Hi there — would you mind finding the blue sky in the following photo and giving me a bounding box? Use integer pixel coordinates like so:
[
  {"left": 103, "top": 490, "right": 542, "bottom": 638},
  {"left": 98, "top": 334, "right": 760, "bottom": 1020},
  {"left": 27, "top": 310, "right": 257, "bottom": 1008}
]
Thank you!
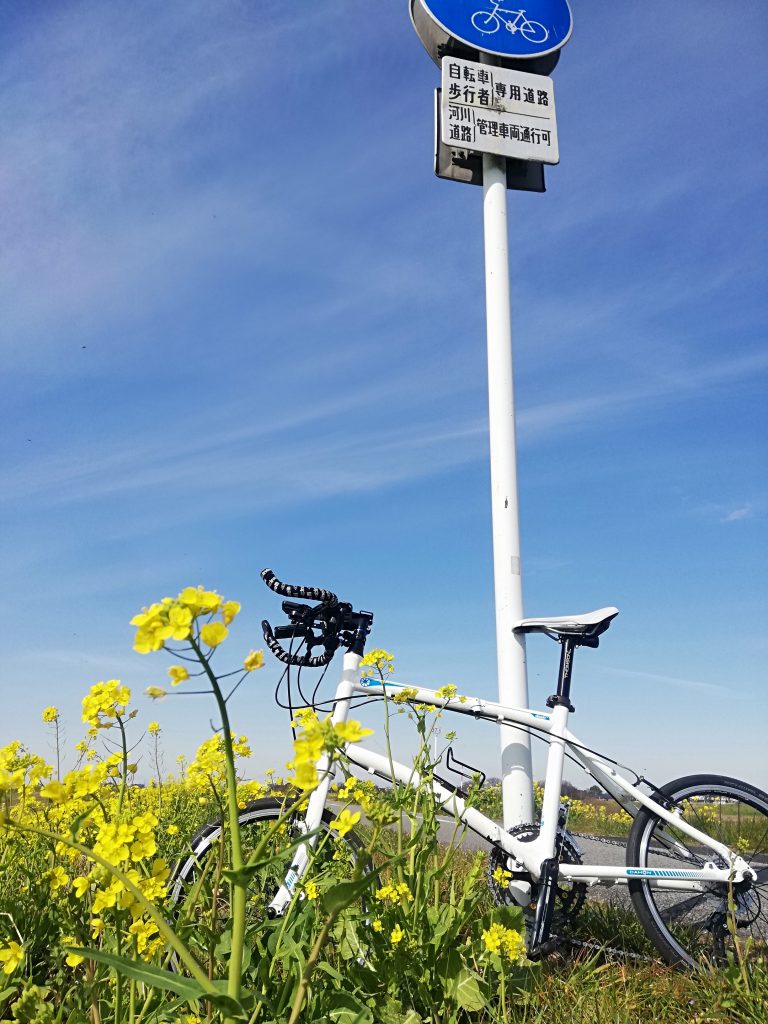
[{"left": 1, "top": 1, "right": 766, "bottom": 792}]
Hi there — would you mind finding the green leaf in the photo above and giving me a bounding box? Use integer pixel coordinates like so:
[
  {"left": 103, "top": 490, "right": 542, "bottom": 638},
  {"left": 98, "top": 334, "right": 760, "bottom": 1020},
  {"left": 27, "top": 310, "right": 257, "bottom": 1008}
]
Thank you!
[
  {"left": 338, "top": 918, "right": 366, "bottom": 961},
  {"left": 313, "top": 960, "right": 342, "bottom": 981},
  {"left": 454, "top": 968, "right": 486, "bottom": 1012},
  {"left": 325, "top": 992, "right": 373, "bottom": 1023},
  {"left": 478, "top": 904, "right": 524, "bottom": 934},
  {"left": 66, "top": 947, "right": 206, "bottom": 1000},
  {"left": 322, "top": 873, "right": 375, "bottom": 915},
  {"left": 378, "top": 996, "right": 406, "bottom": 1024},
  {"left": 440, "top": 949, "right": 486, "bottom": 1012},
  {"left": 208, "top": 981, "right": 255, "bottom": 1017},
  {"left": 68, "top": 803, "right": 96, "bottom": 841}
]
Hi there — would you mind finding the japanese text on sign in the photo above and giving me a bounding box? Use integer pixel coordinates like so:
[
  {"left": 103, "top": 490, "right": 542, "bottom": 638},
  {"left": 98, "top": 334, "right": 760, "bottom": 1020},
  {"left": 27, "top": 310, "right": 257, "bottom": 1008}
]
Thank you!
[{"left": 440, "top": 56, "right": 559, "bottom": 165}]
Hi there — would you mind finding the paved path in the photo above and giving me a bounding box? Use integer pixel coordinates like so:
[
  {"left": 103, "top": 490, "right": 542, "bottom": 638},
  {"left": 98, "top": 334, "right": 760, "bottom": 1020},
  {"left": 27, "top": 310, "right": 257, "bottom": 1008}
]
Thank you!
[{"left": 329, "top": 802, "right": 630, "bottom": 901}]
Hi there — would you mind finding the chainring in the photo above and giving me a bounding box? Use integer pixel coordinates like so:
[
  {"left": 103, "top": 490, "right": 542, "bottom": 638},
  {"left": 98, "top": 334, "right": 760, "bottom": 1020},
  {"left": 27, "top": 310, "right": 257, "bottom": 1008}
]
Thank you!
[{"left": 488, "top": 823, "right": 588, "bottom": 928}]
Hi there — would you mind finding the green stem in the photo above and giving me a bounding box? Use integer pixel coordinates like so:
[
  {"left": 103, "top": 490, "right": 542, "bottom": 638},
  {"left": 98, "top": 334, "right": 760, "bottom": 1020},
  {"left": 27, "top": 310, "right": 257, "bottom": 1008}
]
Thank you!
[
  {"left": 286, "top": 909, "right": 339, "bottom": 1024},
  {"left": 189, "top": 636, "right": 246, "bottom": 1006},
  {"left": 55, "top": 719, "right": 61, "bottom": 782},
  {"left": 116, "top": 715, "right": 129, "bottom": 815},
  {"left": 153, "top": 735, "right": 163, "bottom": 816},
  {"left": 115, "top": 925, "right": 123, "bottom": 1023}
]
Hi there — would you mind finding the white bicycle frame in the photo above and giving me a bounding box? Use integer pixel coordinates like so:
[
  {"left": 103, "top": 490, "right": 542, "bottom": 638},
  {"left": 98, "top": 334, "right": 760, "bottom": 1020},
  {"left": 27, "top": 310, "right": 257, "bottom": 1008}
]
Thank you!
[{"left": 268, "top": 650, "right": 752, "bottom": 916}]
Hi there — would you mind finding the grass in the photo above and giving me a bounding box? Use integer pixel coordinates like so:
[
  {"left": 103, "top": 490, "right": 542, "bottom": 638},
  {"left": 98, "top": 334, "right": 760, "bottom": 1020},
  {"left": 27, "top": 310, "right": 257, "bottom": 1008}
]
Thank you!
[{"left": 519, "top": 954, "right": 768, "bottom": 1024}]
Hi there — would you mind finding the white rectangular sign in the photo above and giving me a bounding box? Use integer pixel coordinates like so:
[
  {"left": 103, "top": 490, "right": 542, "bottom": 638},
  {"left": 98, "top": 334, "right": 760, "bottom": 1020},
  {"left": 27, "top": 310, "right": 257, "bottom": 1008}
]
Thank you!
[{"left": 441, "top": 57, "right": 559, "bottom": 165}]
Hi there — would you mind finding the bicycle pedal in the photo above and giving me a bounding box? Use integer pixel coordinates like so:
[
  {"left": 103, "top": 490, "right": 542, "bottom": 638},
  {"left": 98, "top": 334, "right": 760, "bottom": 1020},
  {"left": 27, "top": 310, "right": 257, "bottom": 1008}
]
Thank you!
[{"left": 527, "top": 937, "right": 559, "bottom": 961}]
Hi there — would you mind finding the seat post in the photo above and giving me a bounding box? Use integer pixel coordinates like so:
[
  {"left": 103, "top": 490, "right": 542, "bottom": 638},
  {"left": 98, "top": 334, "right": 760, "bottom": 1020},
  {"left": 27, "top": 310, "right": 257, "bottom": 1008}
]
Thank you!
[{"left": 547, "top": 637, "right": 576, "bottom": 712}]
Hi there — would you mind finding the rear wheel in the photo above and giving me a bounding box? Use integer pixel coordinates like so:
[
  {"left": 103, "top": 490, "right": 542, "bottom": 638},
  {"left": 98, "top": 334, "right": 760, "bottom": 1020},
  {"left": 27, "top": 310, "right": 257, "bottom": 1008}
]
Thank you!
[{"left": 627, "top": 775, "right": 768, "bottom": 969}]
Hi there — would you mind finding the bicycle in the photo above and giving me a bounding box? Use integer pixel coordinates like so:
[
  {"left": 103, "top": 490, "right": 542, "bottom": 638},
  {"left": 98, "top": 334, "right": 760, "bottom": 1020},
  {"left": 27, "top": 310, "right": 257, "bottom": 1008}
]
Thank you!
[
  {"left": 471, "top": 4, "right": 549, "bottom": 44},
  {"left": 172, "top": 569, "right": 768, "bottom": 969}
]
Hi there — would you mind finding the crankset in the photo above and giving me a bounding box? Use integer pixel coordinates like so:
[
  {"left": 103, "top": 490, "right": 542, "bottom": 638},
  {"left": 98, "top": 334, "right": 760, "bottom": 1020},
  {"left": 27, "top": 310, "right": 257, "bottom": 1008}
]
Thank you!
[{"left": 488, "top": 823, "right": 588, "bottom": 930}]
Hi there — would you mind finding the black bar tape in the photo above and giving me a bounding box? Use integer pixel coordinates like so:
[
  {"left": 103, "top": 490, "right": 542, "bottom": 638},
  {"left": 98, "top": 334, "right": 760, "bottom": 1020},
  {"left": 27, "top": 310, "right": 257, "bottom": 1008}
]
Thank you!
[
  {"left": 260, "top": 568, "right": 337, "bottom": 605},
  {"left": 261, "top": 619, "right": 333, "bottom": 668}
]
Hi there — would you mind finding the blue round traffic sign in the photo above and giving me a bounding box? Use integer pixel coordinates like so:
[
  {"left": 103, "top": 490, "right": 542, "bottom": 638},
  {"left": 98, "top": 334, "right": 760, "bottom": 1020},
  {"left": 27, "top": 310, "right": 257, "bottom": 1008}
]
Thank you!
[{"left": 419, "top": 0, "right": 572, "bottom": 59}]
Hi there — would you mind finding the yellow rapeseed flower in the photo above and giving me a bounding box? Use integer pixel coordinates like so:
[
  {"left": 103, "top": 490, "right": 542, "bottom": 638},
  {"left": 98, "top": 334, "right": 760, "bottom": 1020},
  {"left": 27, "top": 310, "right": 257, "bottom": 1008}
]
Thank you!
[
  {"left": 178, "top": 587, "right": 222, "bottom": 614},
  {"left": 435, "top": 684, "right": 457, "bottom": 699},
  {"left": 390, "top": 924, "right": 405, "bottom": 946},
  {"left": 482, "top": 923, "right": 527, "bottom": 963},
  {"left": 48, "top": 866, "right": 69, "bottom": 892},
  {"left": 40, "top": 779, "right": 69, "bottom": 804},
  {"left": 147, "top": 722, "right": 161, "bottom": 736},
  {"left": 72, "top": 876, "right": 91, "bottom": 898},
  {"left": 390, "top": 687, "right": 419, "bottom": 704},
  {"left": 82, "top": 680, "right": 131, "bottom": 727},
  {"left": 42, "top": 706, "right": 59, "bottom": 723},
  {"left": 482, "top": 923, "right": 504, "bottom": 954},
  {"left": 62, "top": 937, "right": 84, "bottom": 968},
  {"left": 334, "top": 721, "right": 373, "bottom": 744},
  {"left": 128, "top": 919, "right": 159, "bottom": 954},
  {"left": 222, "top": 601, "right": 241, "bottom": 625},
  {"left": 329, "top": 809, "right": 360, "bottom": 838},
  {"left": 501, "top": 927, "right": 527, "bottom": 963},
  {"left": 145, "top": 687, "right": 166, "bottom": 701},
  {"left": 200, "top": 622, "right": 228, "bottom": 648},
  {"left": 360, "top": 649, "right": 394, "bottom": 677},
  {"left": 0, "top": 941, "right": 23, "bottom": 974},
  {"left": 292, "top": 762, "right": 318, "bottom": 791},
  {"left": 243, "top": 650, "right": 264, "bottom": 672},
  {"left": 492, "top": 866, "right": 512, "bottom": 887},
  {"left": 130, "top": 832, "right": 157, "bottom": 862},
  {"left": 303, "top": 880, "right": 319, "bottom": 900}
]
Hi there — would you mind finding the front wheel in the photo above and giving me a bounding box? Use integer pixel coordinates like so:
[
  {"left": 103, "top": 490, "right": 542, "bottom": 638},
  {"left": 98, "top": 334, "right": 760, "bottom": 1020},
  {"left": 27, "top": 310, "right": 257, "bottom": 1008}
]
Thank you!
[
  {"left": 519, "top": 19, "right": 549, "bottom": 44},
  {"left": 627, "top": 775, "right": 768, "bottom": 969},
  {"left": 170, "top": 797, "right": 369, "bottom": 968}
]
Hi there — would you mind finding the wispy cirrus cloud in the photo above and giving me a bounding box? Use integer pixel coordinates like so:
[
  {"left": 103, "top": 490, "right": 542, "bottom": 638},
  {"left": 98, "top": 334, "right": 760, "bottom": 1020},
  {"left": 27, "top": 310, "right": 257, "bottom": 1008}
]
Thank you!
[
  {"left": 721, "top": 505, "right": 754, "bottom": 523},
  {"left": 3, "top": 347, "right": 765, "bottom": 522},
  {"left": 601, "top": 666, "right": 729, "bottom": 696}
]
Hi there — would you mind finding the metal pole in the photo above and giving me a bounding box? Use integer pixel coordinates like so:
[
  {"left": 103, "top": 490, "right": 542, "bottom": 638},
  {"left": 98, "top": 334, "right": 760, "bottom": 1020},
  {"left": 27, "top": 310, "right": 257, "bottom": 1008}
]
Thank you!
[{"left": 482, "top": 151, "right": 534, "bottom": 830}]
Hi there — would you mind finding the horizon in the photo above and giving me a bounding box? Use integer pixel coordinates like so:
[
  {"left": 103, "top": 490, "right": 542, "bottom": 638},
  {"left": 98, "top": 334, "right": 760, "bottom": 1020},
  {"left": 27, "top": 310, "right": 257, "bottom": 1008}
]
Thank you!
[{"left": 1, "top": 1, "right": 766, "bottom": 793}]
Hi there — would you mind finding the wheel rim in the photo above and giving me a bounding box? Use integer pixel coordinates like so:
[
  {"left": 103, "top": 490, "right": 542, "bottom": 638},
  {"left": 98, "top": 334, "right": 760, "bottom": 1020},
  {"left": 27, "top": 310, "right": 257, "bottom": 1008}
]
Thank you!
[{"left": 636, "top": 784, "right": 768, "bottom": 968}]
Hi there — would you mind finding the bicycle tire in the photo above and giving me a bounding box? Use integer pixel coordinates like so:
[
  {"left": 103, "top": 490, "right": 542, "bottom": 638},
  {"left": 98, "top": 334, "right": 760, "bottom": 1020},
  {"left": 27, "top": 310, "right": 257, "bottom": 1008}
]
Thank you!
[
  {"left": 627, "top": 774, "right": 768, "bottom": 969},
  {"left": 170, "top": 797, "right": 369, "bottom": 964},
  {"left": 471, "top": 11, "right": 500, "bottom": 35},
  {"left": 520, "top": 19, "right": 549, "bottom": 44}
]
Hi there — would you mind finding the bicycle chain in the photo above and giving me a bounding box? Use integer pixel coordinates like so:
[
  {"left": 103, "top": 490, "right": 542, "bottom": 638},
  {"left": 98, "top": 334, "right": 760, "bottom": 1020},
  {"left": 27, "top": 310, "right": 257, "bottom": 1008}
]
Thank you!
[
  {"left": 569, "top": 831, "right": 705, "bottom": 866},
  {"left": 550, "top": 933, "right": 660, "bottom": 964},
  {"left": 547, "top": 831, "right": 697, "bottom": 963}
]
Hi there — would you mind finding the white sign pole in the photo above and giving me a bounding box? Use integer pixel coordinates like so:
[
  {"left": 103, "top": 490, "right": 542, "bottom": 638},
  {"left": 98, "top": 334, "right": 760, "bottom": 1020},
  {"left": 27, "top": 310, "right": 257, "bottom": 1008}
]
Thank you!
[{"left": 481, "top": 150, "right": 534, "bottom": 831}]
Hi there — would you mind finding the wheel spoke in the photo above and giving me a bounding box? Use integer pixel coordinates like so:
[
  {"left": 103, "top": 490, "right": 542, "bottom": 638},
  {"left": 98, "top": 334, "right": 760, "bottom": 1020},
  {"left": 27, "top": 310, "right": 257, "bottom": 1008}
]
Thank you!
[{"left": 628, "top": 777, "right": 768, "bottom": 968}]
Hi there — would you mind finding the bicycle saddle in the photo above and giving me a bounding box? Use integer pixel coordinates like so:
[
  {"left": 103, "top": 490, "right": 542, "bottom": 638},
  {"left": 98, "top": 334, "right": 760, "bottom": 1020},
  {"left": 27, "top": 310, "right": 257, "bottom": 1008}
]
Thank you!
[{"left": 514, "top": 607, "right": 619, "bottom": 640}]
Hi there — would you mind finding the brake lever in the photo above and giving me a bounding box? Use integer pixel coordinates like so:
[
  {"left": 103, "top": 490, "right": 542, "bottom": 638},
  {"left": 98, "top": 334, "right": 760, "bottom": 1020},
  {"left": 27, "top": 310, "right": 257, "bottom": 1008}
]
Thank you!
[{"left": 261, "top": 619, "right": 334, "bottom": 667}]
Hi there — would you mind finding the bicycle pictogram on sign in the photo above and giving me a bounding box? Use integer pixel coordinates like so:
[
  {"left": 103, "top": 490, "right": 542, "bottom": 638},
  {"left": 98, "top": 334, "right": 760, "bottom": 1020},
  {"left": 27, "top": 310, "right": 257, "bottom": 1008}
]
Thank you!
[
  {"left": 471, "top": 3, "right": 548, "bottom": 43},
  {"left": 416, "top": 0, "right": 573, "bottom": 60}
]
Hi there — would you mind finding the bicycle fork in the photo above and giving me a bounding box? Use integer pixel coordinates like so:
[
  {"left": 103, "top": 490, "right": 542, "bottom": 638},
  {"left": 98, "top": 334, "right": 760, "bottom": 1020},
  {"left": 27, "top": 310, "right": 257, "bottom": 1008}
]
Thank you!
[{"left": 267, "top": 653, "right": 361, "bottom": 918}]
